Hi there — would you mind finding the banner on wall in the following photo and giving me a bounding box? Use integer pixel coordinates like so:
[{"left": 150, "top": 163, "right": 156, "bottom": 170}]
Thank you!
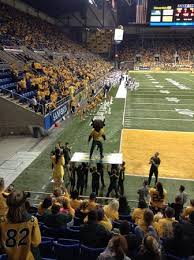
[{"left": 44, "top": 101, "right": 69, "bottom": 130}]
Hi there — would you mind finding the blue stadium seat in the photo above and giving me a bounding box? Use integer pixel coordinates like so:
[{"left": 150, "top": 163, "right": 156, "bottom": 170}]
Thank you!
[
  {"left": 80, "top": 244, "right": 105, "bottom": 260},
  {"left": 41, "top": 225, "right": 66, "bottom": 239},
  {"left": 74, "top": 217, "right": 81, "bottom": 226},
  {"left": 66, "top": 227, "right": 80, "bottom": 240},
  {"left": 39, "top": 238, "right": 55, "bottom": 259},
  {"left": 163, "top": 254, "right": 191, "bottom": 260},
  {"left": 53, "top": 241, "right": 80, "bottom": 260},
  {"left": 57, "top": 238, "right": 80, "bottom": 245}
]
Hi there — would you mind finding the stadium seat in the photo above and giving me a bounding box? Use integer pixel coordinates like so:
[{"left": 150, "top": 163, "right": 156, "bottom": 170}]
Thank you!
[
  {"left": 73, "top": 217, "right": 81, "bottom": 226},
  {"left": 66, "top": 227, "right": 80, "bottom": 240},
  {"left": 39, "top": 238, "right": 55, "bottom": 259},
  {"left": 41, "top": 225, "right": 66, "bottom": 239},
  {"left": 0, "top": 255, "right": 7, "bottom": 260},
  {"left": 163, "top": 254, "right": 191, "bottom": 260},
  {"left": 80, "top": 244, "right": 105, "bottom": 260},
  {"left": 53, "top": 241, "right": 80, "bottom": 260},
  {"left": 57, "top": 238, "right": 80, "bottom": 245}
]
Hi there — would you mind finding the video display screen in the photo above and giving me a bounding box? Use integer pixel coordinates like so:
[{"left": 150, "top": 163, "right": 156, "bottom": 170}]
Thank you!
[{"left": 149, "top": 3, "right": 194, "bottom": 26}]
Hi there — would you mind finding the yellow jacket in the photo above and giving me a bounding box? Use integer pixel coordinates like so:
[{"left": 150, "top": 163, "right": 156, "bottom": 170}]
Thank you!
[{"left": 51, "top": 155, "right": 65, "bottom": 181}]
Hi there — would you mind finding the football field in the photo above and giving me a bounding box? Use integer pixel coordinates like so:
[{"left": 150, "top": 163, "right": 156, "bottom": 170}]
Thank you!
[
  {"left": 13, "top": 72, "right": 194, "bottom": 205},
  {"left": 121, "top": 72, "right": 194, "bottom": 180}
]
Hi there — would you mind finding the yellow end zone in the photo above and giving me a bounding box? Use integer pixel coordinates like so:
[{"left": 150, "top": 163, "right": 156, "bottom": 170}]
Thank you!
[{"left": 121, "top": 129, "right": 194, "bottom": 180}]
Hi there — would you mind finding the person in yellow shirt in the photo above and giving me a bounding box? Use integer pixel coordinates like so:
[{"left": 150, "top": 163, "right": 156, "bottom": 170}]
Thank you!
[
  {"left": 51, "top": 148, "right": 65, "bottom": 189},
  {"left": 88, "top": 119, "right": 106, "bottom": 160},
  {"left": 0, "top": 178, "right": 9, "bottom": 217},
  {"left": 103, "top": 199, "right": 119, "bottom": 221},
  {"left": 182, "top": 199, "right": 194, "bottom": 219},
  {"left": 97, "top": 208, "right": 112, "bottom": 231},
  {"left": 70, "top": 190, "right": 82, "bottom": 210},
  {"left": 69, "top": 85, "right": 75, "bottom": 97},
  {"left": 132, "top": 200, "right": 147, "bottom": 225},
  {"left": 0, "top": 191, "right": 41, "bottom": 260},
  {"left": 149, "top": 182, "right": 167, "bottom": 213},
  {"left": 38, "top": 197, "right": 52, "bottom": 216},
  {"left": 154, "top": 207, "right": 177, "bottom": 239},
  {"left": 87, "top": 193, "right": 98, "bottom": 211}
]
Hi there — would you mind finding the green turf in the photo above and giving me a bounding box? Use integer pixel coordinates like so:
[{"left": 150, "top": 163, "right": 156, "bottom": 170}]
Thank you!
[{"left": 13, "top": 72, "right": 194, "bottom": 208}]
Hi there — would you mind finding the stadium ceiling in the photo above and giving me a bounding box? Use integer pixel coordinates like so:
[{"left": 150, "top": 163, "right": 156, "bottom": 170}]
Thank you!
[{"left": 21, "top": 0, "right": 87, "bottom": 18}]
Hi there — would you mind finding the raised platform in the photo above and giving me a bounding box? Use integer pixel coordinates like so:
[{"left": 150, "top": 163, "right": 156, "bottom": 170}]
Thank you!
[{"left": 71, "top": 152, "right": 123, "bottom": 164}]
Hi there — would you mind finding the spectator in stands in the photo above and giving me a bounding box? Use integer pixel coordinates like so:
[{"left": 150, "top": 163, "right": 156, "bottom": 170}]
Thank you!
[
  {"left": 181, "top": 211, "right": 194, "bottom": 254},
  {"left": 97, "top": 208, "right": 112, "bottom": 231},
  {"left": 70, "top": 190, "right": 82, "bottom": 210},
  {"left": 97, "top": 235, "right": 131, "bottom": 260},
  {"left": 51, "top": 148, "right": 65, "bottom": 189},
  {"left": 0, "top": 178, "right": 9, "bottom": 217},
  {"left": 132, "top": 200, "right": 147, "bottom": 225},
  {"left": 135, "top": 209, "right": 158, "bottom": 241},
  {"left": 104, "top": 199, "right": 119, "bottom": 221},
  {"left": 75, "top": 200, "right": 89, "bottom": 223},
  {"left": 0, "top": 191, "right": 41, "bottom": 260},
  {"left": 80, "top": 210, "right": 111, "bottom": 248},
  {"left": 149, "top": 182, "right": 167, "bottom": 213},
  {"left": 31, "top": 96, "right": 38, "bottom": 112},
  {"left": 177, "top": 185, "right": 188, "bottom": 206},
  {"left": 119, "top": 221, "right": 141, "bottom": 258},
  {"left": 163, "top": 223, "right": 192, "bottom": 258},
  {"left": 169, "top": 195, "right": 183, "bottom": 221},
  {"left": 38, "top": 197, "right": 52, "bottom": 216},
  {"left": 137, "top": 180, "right": 149, "bottom": 202},
  {"left": 154, "top": 207, "right": 177, "bottom": 239},
  {"left": 88, "top": 192, "right": 98, "bottom": 211},
  {"left": 60, "top": 198, "right": 75, "bottom": 217},
  {"left": 118, "top": 196, "right": 131, "bottom": 216},
  {"left": 52, "top": 187, "right": 69, "bottom": 205},
  {"left": 44, "top": 204, "right": 72, "bottom": 228},
  {"left": 182, "top": 199, "right": 194, "bottom": 219},
  {"left": 136, "top": 235, "right": 161, "bottom": 260}
]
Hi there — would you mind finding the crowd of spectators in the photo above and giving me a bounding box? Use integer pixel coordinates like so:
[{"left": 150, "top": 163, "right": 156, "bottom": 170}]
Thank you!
[
  {"left": 119, "top": 37, "right": 194, "bottom": 70},
  {"left": 0, "top": 175, "right": 194, "bottom": 260},
  {"left": 0, "top": 2, "right": 112, "bottom": 113}
]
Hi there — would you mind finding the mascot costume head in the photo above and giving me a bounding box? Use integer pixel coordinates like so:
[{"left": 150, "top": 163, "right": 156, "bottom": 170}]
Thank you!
[{"left": 91, "top": 119, "right": 105, "bottom": 132}]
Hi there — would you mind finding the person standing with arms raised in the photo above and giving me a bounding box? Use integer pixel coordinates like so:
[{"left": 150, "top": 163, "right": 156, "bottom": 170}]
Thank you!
[{"left": 148, "top": 152, "right": 161, "bottom": 185}]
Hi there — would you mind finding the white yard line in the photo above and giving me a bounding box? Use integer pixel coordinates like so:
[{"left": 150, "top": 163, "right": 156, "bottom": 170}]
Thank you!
[
  {"left": 122, "top": 89, "right": 128, "bottom": 126},
  {"left": 126, "top": 109, "right": 175, "bottom": 112},
  {"left": 125, "top": 173, "right": 194, "bottom": 182},
  {"left": 130, "top": 102, "right": 194, "bottom": 105},
  {"left": 126, "top": 117, "right": 194, "bottom": 121}
]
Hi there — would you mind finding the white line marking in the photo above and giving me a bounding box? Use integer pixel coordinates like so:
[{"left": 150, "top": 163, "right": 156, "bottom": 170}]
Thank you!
[
  {"left": 126, "top": 109, "right": 175, "bottom": 112},
  {"left": 41, "top": 184, "right": 46, "bottom": 190},
  {"left": 126, "top": 117, "right": 194, "bottom": 121},
  {"left": 119, "top": 129, "right": 123, "bottom": 153},
  {"left": 130, "top": 103, "right": 194, "bottom": 105},
  {"left": 125, "top": 173, "right": 194, "bottom": 182},
  {"left": 122, "top": 89, "right": 127, "bottom": 126}
]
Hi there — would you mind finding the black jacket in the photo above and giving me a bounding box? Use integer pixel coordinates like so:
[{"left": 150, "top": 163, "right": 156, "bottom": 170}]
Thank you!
[{"left": 80, "top": 221, "right": 111, "bottom": 248}]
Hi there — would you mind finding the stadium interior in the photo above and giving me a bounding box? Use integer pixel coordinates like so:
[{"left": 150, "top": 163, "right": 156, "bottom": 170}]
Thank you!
[{"left": 0, "top": 0, "right": 194, "bottom": 259}]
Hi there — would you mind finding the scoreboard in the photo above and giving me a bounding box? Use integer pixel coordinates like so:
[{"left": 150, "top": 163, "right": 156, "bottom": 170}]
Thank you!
[{"left": 149, "top": 3, "right": 194, "bottom": 26}]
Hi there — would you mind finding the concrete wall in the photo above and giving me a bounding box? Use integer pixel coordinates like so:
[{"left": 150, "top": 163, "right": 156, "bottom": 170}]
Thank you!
[{"left": 0, "top": 96, "right": 44, "bottom": 136}]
